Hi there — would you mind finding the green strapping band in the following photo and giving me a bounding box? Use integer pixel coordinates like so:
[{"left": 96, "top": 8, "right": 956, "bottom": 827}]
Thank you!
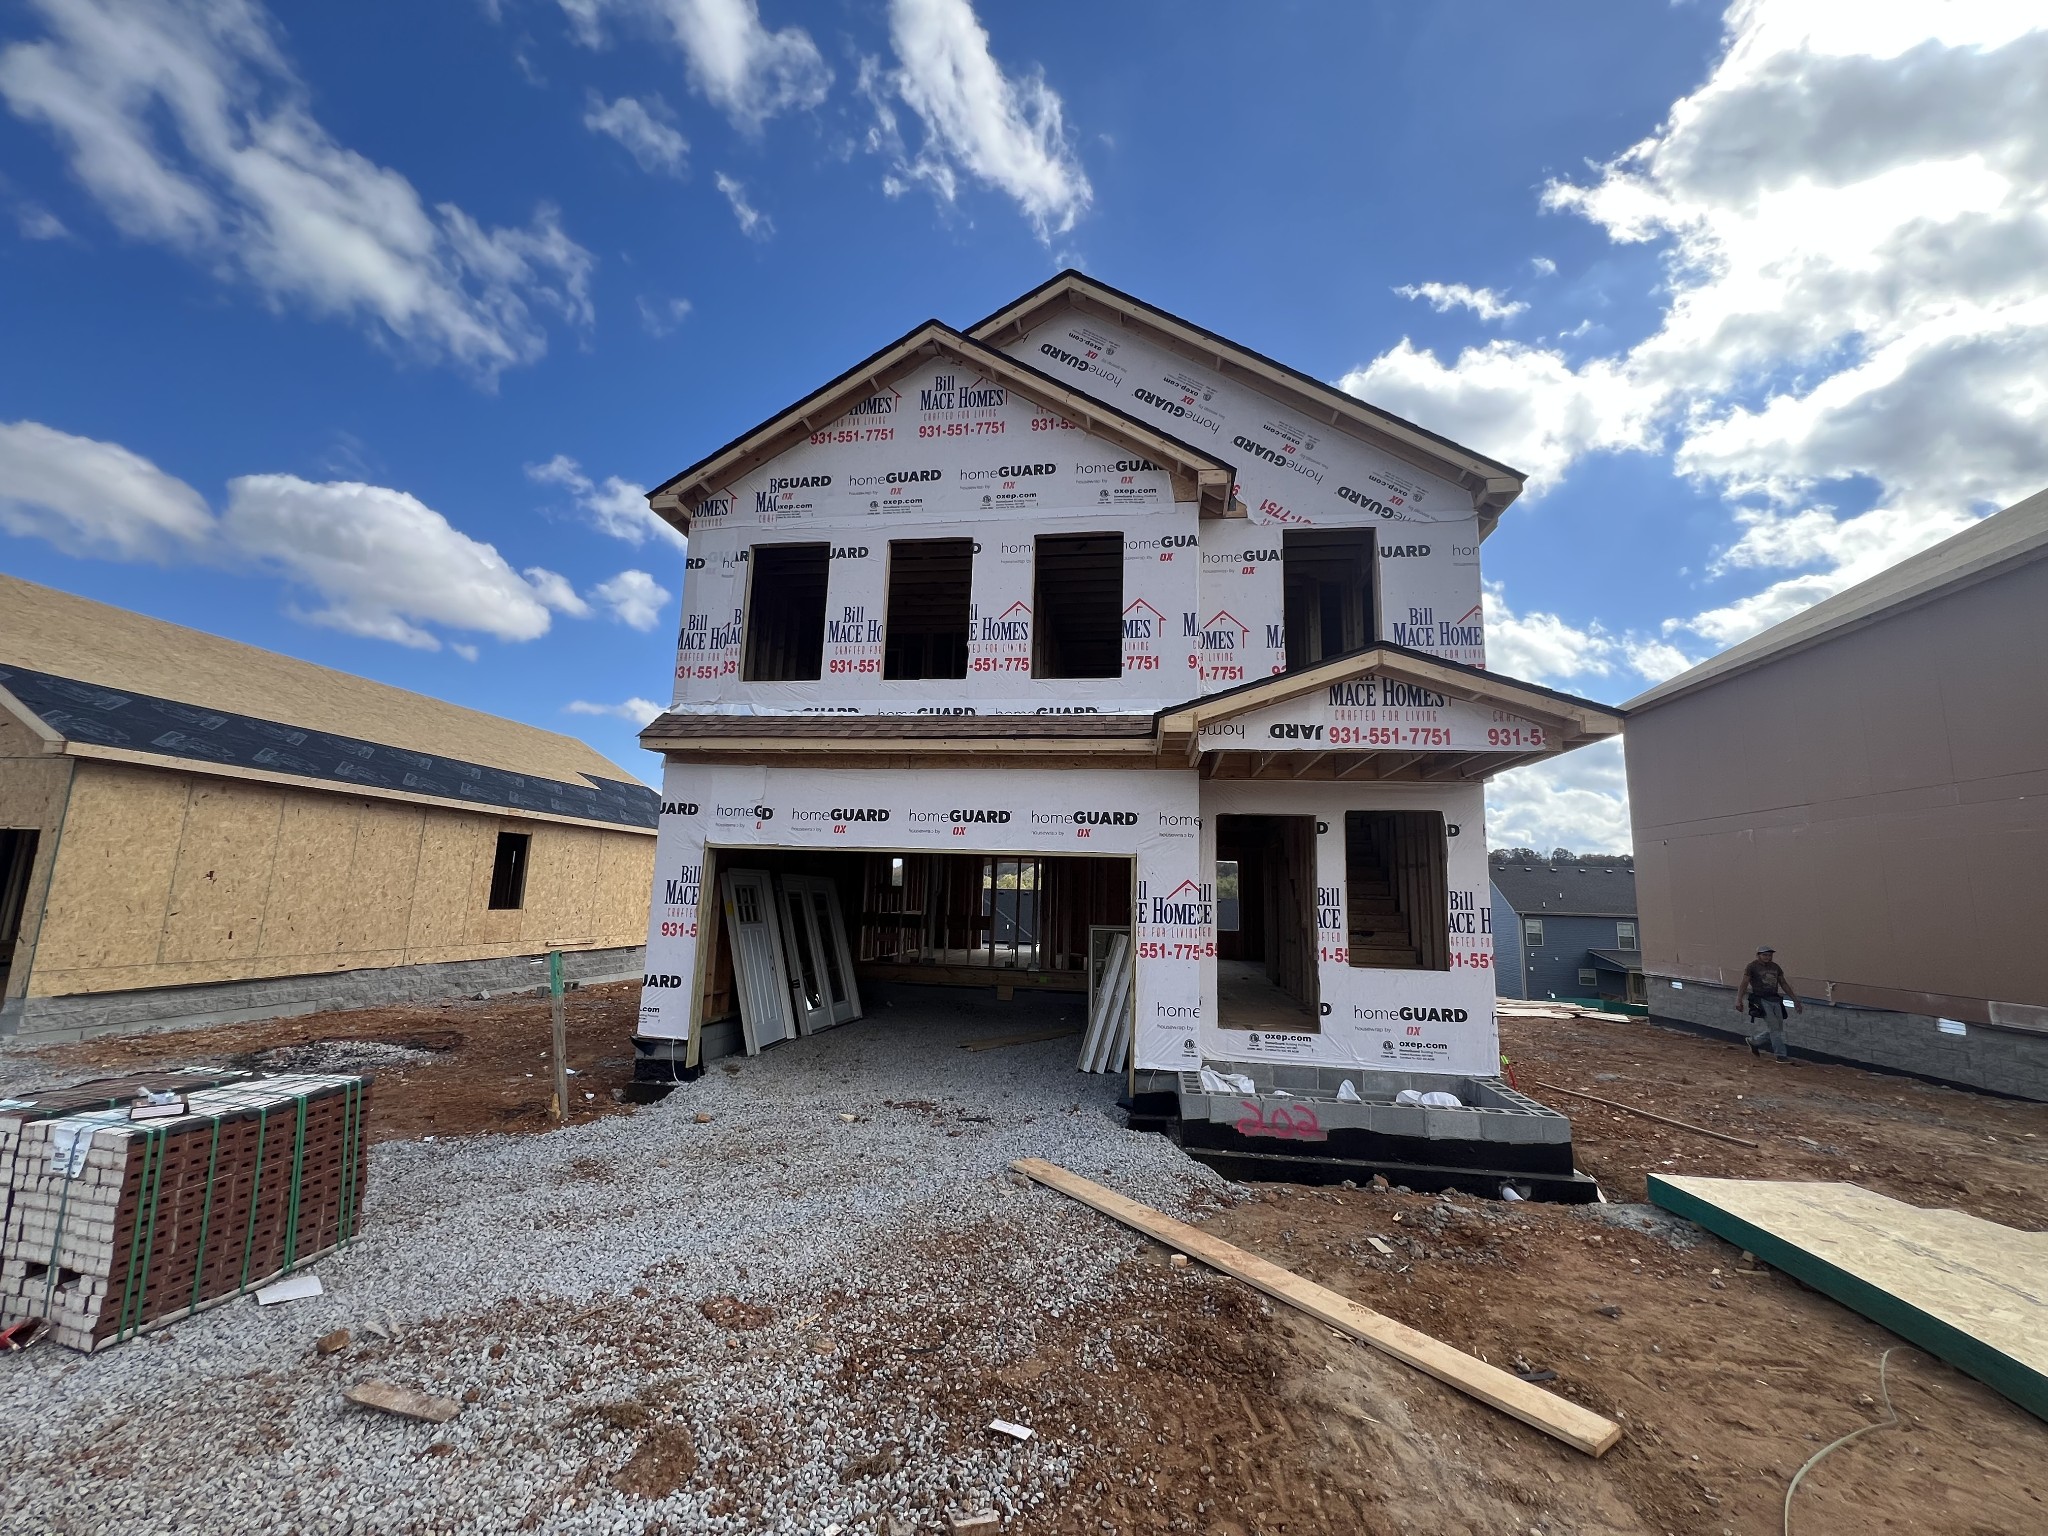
[
  {"left": 338, "top": 1080, "right": 361, "bottom": 1245},
  {"left": 238, "top": 1106, "right": 270, "bottom": 1294},
  {"left": 279, "top": 1094, "right": 309, "bottom": 1270},
  {"left": 186, "top": 1117, "right": 223, "bottom": 1317},
  {"left": 118, "top": 1125, "right": 168, "bottom": 1342}
]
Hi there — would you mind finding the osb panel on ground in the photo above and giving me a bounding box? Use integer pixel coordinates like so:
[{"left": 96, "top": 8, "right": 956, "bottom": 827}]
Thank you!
[{"left": 1649, "top": 1174, "right": 2048, "bottom": 1422}]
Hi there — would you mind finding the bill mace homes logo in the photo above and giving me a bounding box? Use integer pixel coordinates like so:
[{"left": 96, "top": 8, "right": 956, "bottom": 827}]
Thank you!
[
  {"left": 1327, "top": 680, "right": 1449, "bottom": 709},
  {"left": 919, "top": 373, "right": 1008, "bottom": 412},
  {"left": 1185, "top": 610, "right": 1251, "bottom": 652},
  {"left": 663, "top": 863, "right": 701, "bottom": 908},
  {"left": 1122, "top": 598, "right": 1165, "bottom": 642},
  {"left": 981, "top": 601, "right": 1031, "bottom": 643},
  {"left": 1146, "top": 878, "right": 1214, "bottom": 928}
]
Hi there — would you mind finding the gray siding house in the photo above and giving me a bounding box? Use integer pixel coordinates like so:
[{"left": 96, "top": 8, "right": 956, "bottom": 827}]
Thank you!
[{"left": 1489, "top": 853, "right": 1640, "bottom": 1003}]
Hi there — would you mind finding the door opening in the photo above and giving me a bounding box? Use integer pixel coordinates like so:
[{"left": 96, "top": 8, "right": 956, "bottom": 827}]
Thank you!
[
  {"left": 1215, "top": 814, "right": 1320, "bottom": 1033},
  {"left": 0, "top": 829, "right": 39, "bottom": 1001}
]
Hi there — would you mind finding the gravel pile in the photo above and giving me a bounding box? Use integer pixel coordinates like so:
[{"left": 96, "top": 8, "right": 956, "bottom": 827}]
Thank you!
[
  {"left": 249, "top": 1039, "right": 440, "bottom": 1075},
  {"left": 0, "top": 996, "right": 1237, "bottom": 1535}
]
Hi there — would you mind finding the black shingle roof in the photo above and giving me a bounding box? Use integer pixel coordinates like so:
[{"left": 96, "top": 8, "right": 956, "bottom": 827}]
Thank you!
[
  {"left": 1489, "top": 857, "right": 1637, "bottom": 918},
  {"left": 0, "top": 665, "right": 658, "bottom": 830}
]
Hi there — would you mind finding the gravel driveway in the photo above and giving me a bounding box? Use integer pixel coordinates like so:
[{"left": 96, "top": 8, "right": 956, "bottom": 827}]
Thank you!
[{"left": 0, "top": 996, "right": 1236, "bottom": 1536}]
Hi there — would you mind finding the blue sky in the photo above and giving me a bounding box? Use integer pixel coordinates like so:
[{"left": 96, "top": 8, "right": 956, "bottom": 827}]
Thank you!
[{"left": 5, "top": 1, "right": 2045, "bottom": 851}]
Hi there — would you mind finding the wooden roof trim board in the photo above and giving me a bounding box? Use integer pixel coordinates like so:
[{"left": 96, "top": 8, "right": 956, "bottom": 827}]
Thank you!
[
  {"left": 58, "top": 742, "right": 659, "bottom": 836},
  {"left": 968, "top": 271, "right": 1527, "bottom": 537},
  {"left": 1154, "top": 643, "right": 1624, "bottom": 751},
  {"left": 644, "top": 320, "right": 1241, "bottom": 534}
]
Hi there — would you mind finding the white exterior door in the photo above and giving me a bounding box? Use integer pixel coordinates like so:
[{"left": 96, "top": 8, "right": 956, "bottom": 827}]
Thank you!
[
  {"left": 789, "top": 874, "right": 862, "bottom": 1027},
  {"left": 721, "top": 869, "right": 796, "bottom": 1053}
]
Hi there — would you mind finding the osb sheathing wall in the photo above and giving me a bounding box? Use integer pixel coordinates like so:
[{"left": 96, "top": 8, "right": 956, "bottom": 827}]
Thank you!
[
  {"left": 0, "top": 708, "right": 73, "bottom": 1004},
  {"left": 27, "top": 759, "right": 654, "bottom": 999}
]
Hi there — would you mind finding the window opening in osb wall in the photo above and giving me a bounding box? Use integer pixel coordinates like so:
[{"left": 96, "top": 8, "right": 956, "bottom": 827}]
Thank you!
[
  {"left": 743, "top": 543, "right": 830, "bottom": 681},
  {"left": 1033, "top": 532, "right": 1123, "bottom": 679},
  {"left": 0, "top": 828, "right": 40, "bottom": 997},
  {"left": 488, "top": 830, "right": 531, "bottom": 910},
  {"left": 883, "top": 538, "right": 973, "bottom": 680},
  {"left": 1345, "top": 810, "right": 1447, "bottom": 970},
  {"left": 1283, "top": 527, "right": 1375, "bottom": 670}
]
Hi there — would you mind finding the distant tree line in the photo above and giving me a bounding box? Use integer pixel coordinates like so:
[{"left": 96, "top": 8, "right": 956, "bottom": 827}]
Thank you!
[{"left": 1489, "top": 847, "right": 1634, "bottom": 866}]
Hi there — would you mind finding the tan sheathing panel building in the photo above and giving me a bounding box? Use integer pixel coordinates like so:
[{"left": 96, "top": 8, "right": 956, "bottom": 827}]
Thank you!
[
  {"left": 1623, "top": 487, "right": 2048, "bottom": 1094},
  {"left": 0, "top": 573, "right": 626, "bottom": 786},
  {"left": 0, "top": 580, "right": 656, "bottom": 1039}
]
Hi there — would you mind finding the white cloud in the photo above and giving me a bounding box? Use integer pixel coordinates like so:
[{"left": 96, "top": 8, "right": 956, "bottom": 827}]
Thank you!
[
  {"left": 637, "top": 294, "right": 693, "bottom": 336},
  {"left": 566, "top": 696, "right": 666, "bottom": 725},
  {"left": 15, "top": 202, "right": 68, "bottom": 239},
  {"left": 527, "top": 454, "right": 684, "bottom": 550},
  {"left": 1486, "top": 738, "right": 1632, "bottom": 855},
  {"left": 221, "top": 476, "right": 558, "bottom": 648},
  {"left": 714, "top": 172, "right": 772, "bottom": 238},
  {"left": 864, "top": 0, "right": 1091, "bottom": 240},
  {"left": 0, "top": 419, "right": 214, "bottom": 560},
  {"left": 1, "top": 418, "right": 581, "bottom": 651},
  {"left": 1346, "top": 3, "right": 2048, "bottom": 664},
  {"left": 0, "top": 0, "right": 593, "bottom": 381},
  {"left": 1481, "top": 581, "right": 1614, "bottom": 682},
  {"left": 562, "top": 0, "right": 829, "bottom": 129},
  {"left": 522, "top": 566, "right": 591, "bottom": 618},
  {"left": 1338, "top": 340, "right": 1650, "bottom": 495},
  {"left": 1394, "top": 282, "right": 1527, "bottom": 322},
  {"left": 583, "top": 92, "right": 687, "bottom": 175},
  {"left": 1529, "top": 256, "right": 1557, "bottom": 277},
  {"left": 592, "top": 568, "right": 671, "bottom": 630}
]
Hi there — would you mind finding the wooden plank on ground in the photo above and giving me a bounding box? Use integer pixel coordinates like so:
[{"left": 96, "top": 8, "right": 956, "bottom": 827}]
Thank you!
[
  {"left": 1011, "top": 1158, "right": 1622, "bottom": 1457},
  {"left": 959, "top": 1028, "right": 1082, "bottom": 1053},
  {"left": 343, "top": 1381, "right": 463, "bottom": 1424},
  {"left": 1531, "top": 1079, "right": 1759, "bottom": 1149},
  {"left": 1649, "top": 1175, "right": 2048, "bottom": 1424}
]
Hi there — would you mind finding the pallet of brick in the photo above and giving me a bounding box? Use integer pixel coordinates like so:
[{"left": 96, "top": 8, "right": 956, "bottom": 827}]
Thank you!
[
  {"left": 0, "top": 1073, "right": 371, "bottom": 1351},
  {"left": 0, "top": 1070, "right": 252, "bottom": 1238}
]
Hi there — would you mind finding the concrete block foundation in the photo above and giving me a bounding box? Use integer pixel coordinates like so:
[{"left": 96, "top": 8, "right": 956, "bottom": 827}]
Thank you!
[
  {"left": 1648, "top": 974, "right": 2048, "bottom": 1102},
  {"left": 1, "top": 946, "right": 646, "bottom": 1044}
]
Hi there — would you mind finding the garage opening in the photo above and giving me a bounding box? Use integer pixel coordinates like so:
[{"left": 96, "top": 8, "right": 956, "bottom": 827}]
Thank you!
[
  {"left": 1033, "top": 532, "right": 1123, "bottom": 678},
  {"left": 1215, "top": 814, "right": 1320, "bottom": 1032},
  {"left": 883, "top": 538, "right": 973, "bottom": 680},
  {"left": 694, "top": 849, "right": 1132, "bottom": 1059},
  {"left": 744, "top": 542, "right": 830, "bottom": 681},
  {"left": 1345, "top": 810, "right": 1448, "bottom": 970},
  {"left": 1283, "top": 527, "right": 1374, "bottom": 670}
]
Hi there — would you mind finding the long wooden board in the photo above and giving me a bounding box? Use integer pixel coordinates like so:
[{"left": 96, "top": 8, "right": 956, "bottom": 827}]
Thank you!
[
  {"left": 1011, "top": 1158, "right": 1622, "bottom": 1456},
  {"left": 1649, "top": 1175, "right": 2048, "bottom": 1424}
]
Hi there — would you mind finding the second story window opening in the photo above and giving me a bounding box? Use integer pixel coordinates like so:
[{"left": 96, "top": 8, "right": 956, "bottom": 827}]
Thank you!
[
  {"left": 743, "top": 543, "right": 830, "bottom": 682},
  {"left": 883, "top": 538, "right": 973, "bottom": 681},
  {"left": 1283, "top": 527, "right": 1375, "bottom": 671},
  {"left": 1033, "top": 532, "right": 1123, "bottom": 680}
]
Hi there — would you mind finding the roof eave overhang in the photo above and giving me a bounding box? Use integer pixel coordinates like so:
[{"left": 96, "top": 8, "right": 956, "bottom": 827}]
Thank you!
[
  {"left": 968, "top": 272, "right": 1527, "bottom": 539},
  {"left": 645, "top": 321, "right": 1241, "bottom": 537}
]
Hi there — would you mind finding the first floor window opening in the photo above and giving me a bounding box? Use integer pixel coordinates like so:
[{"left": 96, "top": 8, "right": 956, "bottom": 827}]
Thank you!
[
  {"left": 488, "top": 830, "right": 530, "bottom": 910},
  {"left": 743, "top": 542, "right": 830, "bottom": 681},
  {"left": 0, "top": 828, "right": 40, "bottom": 998},
  {"left": 1033, "top": 532, "right": 1123, "bottom": 678},
  {"left": 883, "top": 538, "right": 973, "bottom": 680},
  {"left": 1345, "top": 810, "right": 1448, "bottom": 970},
  {"left": 1215, "top": 814, "right": 1321, "bottom": 1032},
  {"left": 1283, "top": 527, "right": 1375, "bottom": 670}
]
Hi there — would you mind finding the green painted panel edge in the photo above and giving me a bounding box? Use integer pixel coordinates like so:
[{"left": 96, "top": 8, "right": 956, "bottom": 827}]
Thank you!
[{"left": 1646, "top": 1175, "right": 2047, "bottom": 1425}]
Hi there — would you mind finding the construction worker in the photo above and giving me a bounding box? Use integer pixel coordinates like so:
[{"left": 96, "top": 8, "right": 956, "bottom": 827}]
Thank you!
[{"left": 1738, "top": 945, "right": 1797, "bottom": 1061}]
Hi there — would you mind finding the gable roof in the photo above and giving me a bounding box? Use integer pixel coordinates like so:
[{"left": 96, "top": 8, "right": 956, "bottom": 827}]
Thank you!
[
  {"left": 1625, "top": 485, "right": 2048, "bottom": 714},
  {"left": 645, "top": 319, "right": 1240, "bottom": 533},
  {"left": 0, "top": 576, "right": 657, "bottom": 832},
  {"left": 1490, "top": 860, "right": 1638, "bottom": 918},
  {"left": 1154, "top": 641, "right": 1624, "bottom": 759},
  {"left": 968, "top": 270, "right": 1527, "bottom": 535}
]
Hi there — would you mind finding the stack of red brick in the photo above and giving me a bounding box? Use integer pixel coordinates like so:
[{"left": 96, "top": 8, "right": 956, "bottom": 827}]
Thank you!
[{"left": 0, "top": 1071, "right": 370, "bottom": 1350}]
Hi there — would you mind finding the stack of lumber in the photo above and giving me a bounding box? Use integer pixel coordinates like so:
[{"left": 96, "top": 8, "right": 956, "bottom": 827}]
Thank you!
[
  {"left": 1078, "top": 932, "right": 1133, "bottom": 1074},
  {"left": 1496, "top": 1002, "right": 1637, "bottom": 1024},
  {"left": 0, "top": 1072, "right": 370, "bottom": 1351}
]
